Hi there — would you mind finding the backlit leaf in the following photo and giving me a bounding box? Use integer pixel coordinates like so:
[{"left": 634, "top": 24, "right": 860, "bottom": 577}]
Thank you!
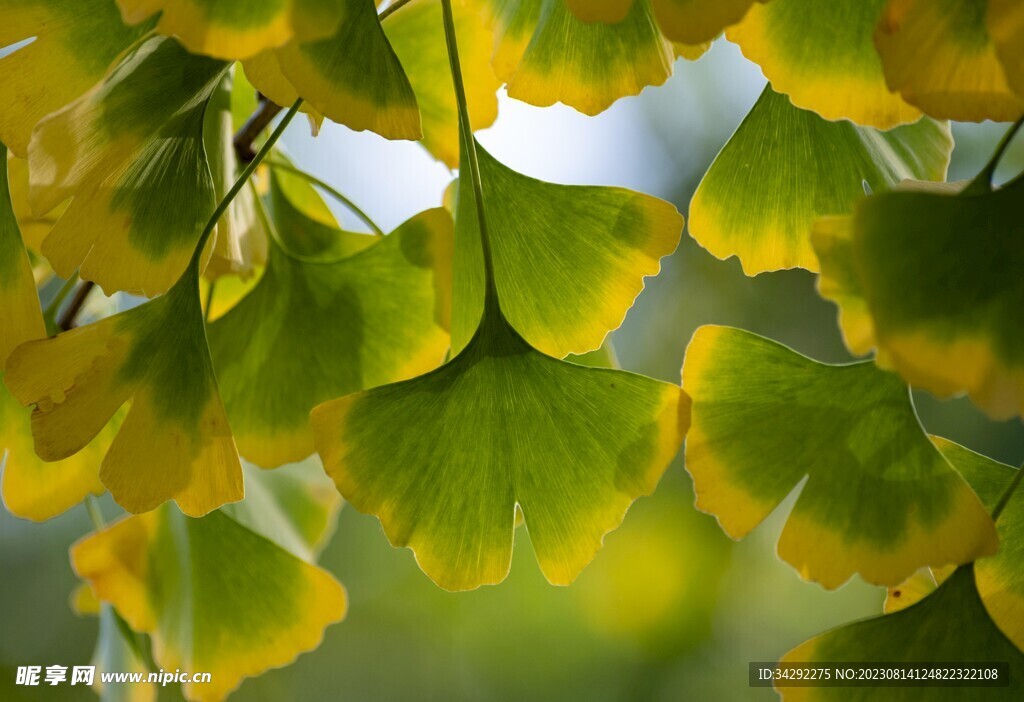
[
  {"left": 29, "top": 37, "right": 229, "bottom": 296},
  {"left": 384, "top": 0, "right": 501, "bottom": 167},
  {"left": 812, "top": 177, "right": 1024, "bottom": 419},
  {"left": 874, "top": 0, "right": 1024, "bottom": 122},
  {"left": 72, "top": 501, "right": 346, "bottom": 702},
  {"left": 486, "top": 0, "right": 675, "bottom": 115},
  {"left": 4, "top": 263, "right": 243, "bottom": 518},
  {"left": 682, "top": 325, "right": 997, "bottom": 588},
  {"left": 727, "top": 0, "right": 921, "bottom": 128},
  {"left": 564, "top": 0, "right": 633, "bottom": 24},
  {"left": 652, "top": 0, "right": 762, "bottom": 45},
  {"left": 988, "top": 0, "right": 1024, "bottom": 99},
  {"left": 0, "top": 0, "right": 153, "bottom": 156},
  {"left": 689, "top": 86, "right": 951, "bottom": 275},
  {"left": 208, "top": 181, "right": 453, "bottom": 468},
  {"left": 116, "top": 0, "right": 344, "bottom": 60},
  {"left": 452, "top": 139, "right": 682, "bottom": 358},
  {"left": 779, "top": 566, "right": 1024, "bottom": 701}
]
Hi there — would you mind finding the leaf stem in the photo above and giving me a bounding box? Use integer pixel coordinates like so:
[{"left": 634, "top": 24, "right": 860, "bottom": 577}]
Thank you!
[
  {"left": 441, "top": 0, "right": 499, "bottom": 310},
  {"left": 263, "top": 158, "right": 384, "bottom": 235},
  {"left": 41, "top": 275, "right": 79, "bottom": 331},
  {"left": 57, "top": 281, "right": 95, "bottom": 332},
  {"left": 203, "top": 280, "right": 217, "bottom": 322},
  {"left": 379, "top": 0, "right": 415, "bottom": 21},
  {"left": 190, "top": 99, "right": 302, "bottom": 271},
  {"left": 967, "top": 116, "right": 1024, "bottom": 193},
  {"left": 992, "top": 463, "right": 1024, "bottom": 523}
]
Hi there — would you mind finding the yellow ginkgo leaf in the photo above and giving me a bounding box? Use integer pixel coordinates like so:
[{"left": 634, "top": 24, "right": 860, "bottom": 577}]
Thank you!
[{"left": 988, "top": 0, "right": 1024, "bottom": 99}]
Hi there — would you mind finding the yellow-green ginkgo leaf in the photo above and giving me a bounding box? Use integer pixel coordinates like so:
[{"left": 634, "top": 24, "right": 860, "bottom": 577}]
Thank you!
[
  {"left": 564, "top": 0, "right": 633, "bottom": 24},
  {"left": 203, "top": 68, "right": 266, "bottom": 280},
  {"left": 486, "top": 0, "right": 675, "bottom": 115},
  {"left": 6, "top": 153, "right": 62, "bottom": 254},
  {"left": 689, "top": 86, "right": 952, "bottom": 275},
  {"left": 208, "top": 184, "right": 453, "bottom": 468},
  {"left": 4, "top": 262, "right": 243, "bottom": 517},
  {"left": 778, "top": 566, "right": 1024, "bottom": 701},
  {"left": 874, "top": 0, "right": 1024, "bottom": 122},
  {"left": 116, "top": 0, "right": 343, "bottom": 60},
  {"left": 28, "top": 37, "right": 230, "bottom": 296},
  {"left": 682, "top": 325, "right": 997, "bottom": 589},
  {"left": 0, "top": 145, "right": 44, "bottom": 362},
  {"left": 812, "top": 177, "right": 1024, "bottom": 420},
  {"left": 72, "top": 503, "right": 346, "bottom": 702},
  {"left": 248, "top": 0, "right": 421, "bottom": 140},
  {"left": 452, "top": 139, "right": 683, "bottom": 358},
  {"left": 238, "top": 53, "right": 325, "bottom": 131},
  {"left": 989, "top": 0, "right": 1024, "bottom": 99},
  {"left": 0, "top": 0, "right": 154, "bottom": 157},
  {"left": 727, "top": 0, "right": 921, "bottom": 128},
  {"left": 312, "top": 300, "right": 689, "bottom": 590},
  {"left": 652, "top": 0, "right": 761, "bottom": 45},
  {"left": 930, "top": 437, "right": 1024, "bottom": 651},
  {"left": 384, "top": 0, "right": 500, "bottom": 167}
]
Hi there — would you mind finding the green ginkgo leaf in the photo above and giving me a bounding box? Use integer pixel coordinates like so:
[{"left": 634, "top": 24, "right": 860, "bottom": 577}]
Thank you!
[
  {"left": 874, "top": 0, "right": 1024, "bottom": 122},
  {"left": 1, "top": 145, "right": 120, "bottom": 522},
  {"left": 452, "top": 139, "right": 682, "bottom": 359},
  {"left": 989, "top": 0, "right": 1024, "bottom": 99},
  {"left": 778, "top": 566, "right": 1024, "bottom": 701},
  {"left": 812, "top": 177, "right": 1024, "bottom": 420},
  {"left": 682, "top": 325, "right": 997, "bottom": 589},
  {"left": 4, "top": 261, "right": 243, "bottom": 518},
  {"left": 202, "top": 68, "right": 266, "bottom": 280},
  {"left": 0, "top": 0, "right": 154, "bottom": 157},
  {"left": 71, "top": 476, "right": 346, "bottom": 702},
  {"left": 116, "top": 0, "right": 344, "bottom": 60},
  {"left": 384, "top": 0, "right": 501, "bottom": 167},
  {"left": 208, "top": 178, "right": 453, "bottom": 468},
  {"left": 245, "top": 0, "right": 421, "bottom": 140},
  {"left": 485, "top": 0, "right": 675, "bottom": 115},
  {"left": 29, "top": 37, "right": 230, "bottom": 296},
  {"left": 727, "top": 0, "right": 921, "bottom": 128},
  {"left": 689, "top": 86, "right": 952, "bottom": 275},
  {"left": 930, "top": 437, "right": 1024, "bottom": 652}
]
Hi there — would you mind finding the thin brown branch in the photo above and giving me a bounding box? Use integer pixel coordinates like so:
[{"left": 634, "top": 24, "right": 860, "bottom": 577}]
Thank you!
[
  {"left": 233, "top": 96, "right": 284, "bottom": 163},
  {"left": 57, "top": 280, "right": 95, "bottom": 331}
]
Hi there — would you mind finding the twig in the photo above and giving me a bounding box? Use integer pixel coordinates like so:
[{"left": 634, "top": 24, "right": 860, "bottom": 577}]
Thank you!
[
  {"left": 57, "top": 280, "right": 95, "bottom": 331},
  {"left": 233, "top": 96, "right": 284, "bottom": 163}
]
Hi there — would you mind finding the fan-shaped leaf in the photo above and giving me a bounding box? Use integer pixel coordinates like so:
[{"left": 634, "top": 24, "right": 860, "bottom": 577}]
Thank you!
[
  {"left": 452, "top": 139, "right": 682, "bottom": 358},
  {"left": 208, "top": 187, "right": 453, "bottom": 468},
  {"left": 384, "top": 0, "right": 500, "bottom": 167},
  {"left": 689, "top": 86, "right": 951, "bottom": 275},
  {"left": 72, "top": 502, "right": 346, "bottom": 702},
  {"left": 0, "top": 0, "right": 153, "bottom": 156},
  {"left": 779, "top": 566, "right": 1024, "bottom": 701},
  {"left": 652, "top": 0, "right": 761, "bottom": 45},
  {"left": 727, "top": 0, "right": 920, "bottom": 128},
  {"left": 4, "top": 263, "right": 243, "bottom": 517},
  {"left": 874, "top": 0, "right": 1024, "bottom": 122},
  {"left": 246, "top": 0, "right": 421, "bottom": 140},
  {"left": 989, "top": 0, "right": 1024, "bottom": 99},
  {"left": 5, "top": 153, "right": 61, "bottom": 254},
  {"left": 116, "top": 0, "right": 343, "bottom": 60},
  {"left": 682, "top": 325, "right": 997, "bottom": 588},
  {"left": 812, "top": 177, "right": 1024, "bottom": 420},
  {"left": 29, "top": 37, "right": 230, "bottom": 296},
  {"left": 486, "top": 0, "right": 675, "bottom": 115},
  {"left": 0, "top": 146, "right": 44, "bottom": 362}
]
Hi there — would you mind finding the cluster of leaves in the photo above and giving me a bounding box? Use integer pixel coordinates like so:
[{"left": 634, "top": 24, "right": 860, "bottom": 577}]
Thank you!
[{"left": 0, "top": 0, "right": 1022, "bottom": 700}]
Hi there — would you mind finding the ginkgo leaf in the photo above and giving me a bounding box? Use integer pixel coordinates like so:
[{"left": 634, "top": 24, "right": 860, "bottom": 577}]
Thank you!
[
  {"left": 312, "top": 302, "right": 689, "bottom": 591},
  {"left": 384, "top": 0, "right": 501, "bottom": 167},
  {"left": 812, "top": 177, "right": 1024, "bottom": 420},
  {"left": 988, "top": 0, "right": 1024, "bottom": 99},
  {"left": 0, "top": 0, "right": 154, "bottom": 156},
  {"left": 0, "top": 145, "right": 44, "bottom": 362},
  {"left": 5, "top": 153, "right": 62, "bottom": 254},
  {"left": 246, "top": 0, "right": 421, "bottom": 140},
  {"left": 564, "top": 0, "right": 632, "bottom": 24},
  {"left": 930, "top": 437, "right": 1024, "bottom": 651},
  {"left": 203, "top": 69, "right": 266, "bottom": 280},
  {"left": 486, "top": 0, "right": 675, "bottom": 115},
  {"left": 452, "top": 139, "right": 682, "bottom": 358},
  {"left": 29, "top": 37, "right": 230, "bottom": 296},
  {"left": 208, "top": 189, "right": 453, "bottom": 469},
  {"left": 4, "top": 263, "right": 243, "bottom": 518},
  {"left": 779, "top": 566, "right": 1024, "bottom": 701},
  {"left": 883, "top": 567, "right": 939, "bottom": 614},
  {"left": 727, "top": 0, "right": 921, "bottom": 128},
  {"left": 239, "top": 54, "right": 326, "bottom": 130},
  {"left": 689, "top": 86, "right": 952, "bottom": 275},
  {"left": 682, "top": 325, "right": 997, "bottom": 589},
  {"left": 116, "top": 0, "right": 343, "bottom": 60},
  {"left": 874, "top": 0, "right": 1024, "bottom": 122},
  {"left": 652, "top": 0, "right": 762, "bottom": 45},
  {"left": 72, "top": 503, "right": 347, "bottom": 702}
]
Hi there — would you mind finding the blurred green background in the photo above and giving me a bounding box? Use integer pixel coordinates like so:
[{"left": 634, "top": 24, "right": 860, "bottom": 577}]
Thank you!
[{"left": 2, "top": 41, "right": 1023, "bottom": 701}]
